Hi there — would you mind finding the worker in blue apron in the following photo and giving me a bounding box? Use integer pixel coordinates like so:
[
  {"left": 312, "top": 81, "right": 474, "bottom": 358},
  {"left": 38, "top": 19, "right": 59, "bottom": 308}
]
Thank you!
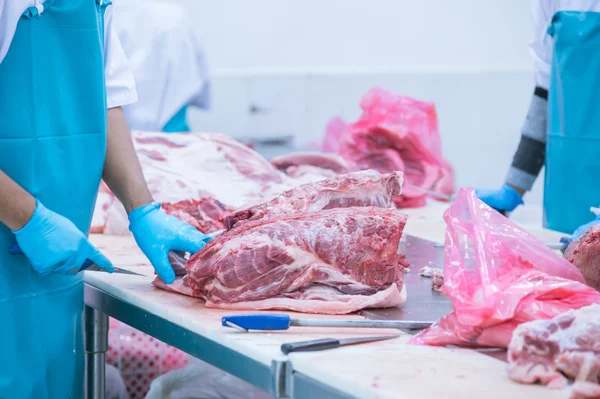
[
  {"left": 112, "top": 0, "right": 211, "bottom": 133},
  {"left": 0, "top": 1, "right": 211, "bottom": 397},
  {"left": 477, "top": 1, "right": 600, "bottom": 238}
]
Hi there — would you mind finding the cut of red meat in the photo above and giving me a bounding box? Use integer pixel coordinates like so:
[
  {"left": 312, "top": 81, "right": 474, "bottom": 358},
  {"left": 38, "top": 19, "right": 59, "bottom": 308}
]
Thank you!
[
  {"left": 180, "top": 207, "right": 409, "bottom": 314},
  {"left": 565, "top": 226, "right": 600, "bottom": 291},
  {"left": 161, "top": 198, "right": 233, "bottom": 234},
  {"left": 507, "top": 304, "right": 600, "bottom": 394},
  {"left": 225, "top": 170, "right": 403, "bottom": 229},
  {"left": 419, "top": 266, "right": 444, "bottom": 292}
]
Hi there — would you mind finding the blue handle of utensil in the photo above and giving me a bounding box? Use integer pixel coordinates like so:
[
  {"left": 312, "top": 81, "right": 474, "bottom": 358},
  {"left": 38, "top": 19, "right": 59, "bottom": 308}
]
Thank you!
[
  {"left": 559, "top": 237, "right": 571, "bottom": 253},
  {"left": 222, "top": 314, "right": 291, "bottom": 330},
  {"left": 9, "top": 242, "right": 94, "bottom": 270}
]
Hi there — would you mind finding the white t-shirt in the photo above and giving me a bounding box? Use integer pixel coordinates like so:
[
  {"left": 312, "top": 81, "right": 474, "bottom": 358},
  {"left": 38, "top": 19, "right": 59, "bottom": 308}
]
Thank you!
[
  {"left": 0, "top": 1, "right": 137, "bottom": 109},
  {"left": 531, "top": 0, "right": 600, "bottom": 89},
  {"left": 113, "top": 0, "right": 210, "bottom": 131}
]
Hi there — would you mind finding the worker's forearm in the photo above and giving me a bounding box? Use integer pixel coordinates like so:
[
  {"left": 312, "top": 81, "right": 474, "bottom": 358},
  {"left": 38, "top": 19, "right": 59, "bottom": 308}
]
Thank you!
[
  {"left": 504, "top": 87, "right": 548, "bottom": 194},
  {"left": 103, "top": 107, "right": 153, "bottom": 214},
  {"left": 0, "top": 170, "right": 37, "bottom": 230}
]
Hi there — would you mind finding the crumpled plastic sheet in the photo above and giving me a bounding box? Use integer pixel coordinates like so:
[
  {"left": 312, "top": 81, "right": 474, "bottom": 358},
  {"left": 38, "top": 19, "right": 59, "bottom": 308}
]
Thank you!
[
  {"left": 145, "top": 356, "right": 273, "bottom": 399},
  {"left": 411, "top": 188, "right": 600, "bottom": 348},
  {"left": 323, "top": 88, "right": 454, "bottom": 208}
]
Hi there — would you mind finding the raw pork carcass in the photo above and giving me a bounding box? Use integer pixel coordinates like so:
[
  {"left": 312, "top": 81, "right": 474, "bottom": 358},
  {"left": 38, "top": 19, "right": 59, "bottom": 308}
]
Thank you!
[
  {"left": 271, "top": 152, "right": 353, "bottom": 176},
  {"left": 411, "top": 188, "right": 600, "bottom": 348},
  {"left": 92, "top": 132, "right": 287, "bottom": 234},
  {"left": 161, "top": 198, "right": 233, "bottom": 234},
  {"left": 507, "top": 304, "right": 600, "bottom": 395},
  {"left": 335, "top": 88, "right": 454, "bottom": 208},
  {"left": 158, "top": 207, "right": 410, "bottom": 314},
  {"left": 225, "top": 170, "right": 403, "bottom": 229},
  {"left": 565, "top": 226, "right": 600, "bottom": 291},
  {"left": 270, "top": 152, "right": 355, "bottom": 185}
]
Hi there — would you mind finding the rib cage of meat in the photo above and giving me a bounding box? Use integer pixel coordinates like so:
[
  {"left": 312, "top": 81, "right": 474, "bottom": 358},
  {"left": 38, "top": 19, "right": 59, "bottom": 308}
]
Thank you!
[
  {"left": 179, "top": 207, "right": 409, "bottom": 314},
  {"left": 508, "top": 304, "right": 600, "bottom": 395},
  {"left": 225, "top": 170, "right": 403, "bottom": 229}
]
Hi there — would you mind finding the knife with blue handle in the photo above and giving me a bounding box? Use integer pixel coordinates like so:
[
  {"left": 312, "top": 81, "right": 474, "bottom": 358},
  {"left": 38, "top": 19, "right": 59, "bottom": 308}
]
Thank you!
[
  {"left": 9, "top": 242, "right": 143, "bottom": 276},
  {"left": 221, "top": 314, "right": 433, "bottom": 332}
]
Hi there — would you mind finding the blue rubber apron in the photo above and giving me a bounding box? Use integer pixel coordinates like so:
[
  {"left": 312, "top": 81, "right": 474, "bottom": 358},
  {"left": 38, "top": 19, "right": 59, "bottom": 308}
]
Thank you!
[
  {"left": 0, "top": 0, "right": 109, "bottom": 397},
  {"left": 162, "top": 104, "right": 191, "bottom": 133},
  {"left": 544, "top": 11, "right": 600, "bottom": 234}
]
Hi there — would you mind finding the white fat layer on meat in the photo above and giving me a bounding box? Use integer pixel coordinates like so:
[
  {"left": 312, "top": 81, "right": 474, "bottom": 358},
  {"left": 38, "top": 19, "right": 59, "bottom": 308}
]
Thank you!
[{"left": 206, "top": 282, "right": 407, "bottom": 314}]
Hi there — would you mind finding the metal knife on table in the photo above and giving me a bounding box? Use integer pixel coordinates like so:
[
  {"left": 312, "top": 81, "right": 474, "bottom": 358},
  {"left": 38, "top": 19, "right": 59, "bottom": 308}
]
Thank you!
[
  {"left": 8, "top": 242, "right": 144, "bottom": 276},
  {"left": 222, "top": 314, "right": 433, "bottom": 332},
  {"left": 281, "top": 335, "right": 399, "bottom": 354}
]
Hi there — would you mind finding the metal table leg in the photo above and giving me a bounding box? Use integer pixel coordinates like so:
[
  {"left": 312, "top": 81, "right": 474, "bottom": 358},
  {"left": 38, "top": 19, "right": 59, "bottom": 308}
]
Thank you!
[{"left": 84, "top": 305, "right": 109, "bottom": 399}]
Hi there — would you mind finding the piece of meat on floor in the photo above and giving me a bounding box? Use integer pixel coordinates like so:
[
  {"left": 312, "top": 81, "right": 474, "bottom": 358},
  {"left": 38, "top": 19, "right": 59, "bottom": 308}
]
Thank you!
[
  {"left": 507, "top": 304, "right": 600, "bottom": 393},
  {"left": 419, "top": 266, "right": 444, "bottom": 292},
  {"left": 183, "top": 207, "right": 409, "bottom": 314},
  {"left": 225, "top": 170, "right": 403, "bottom": 229},
  {"left": 565, "top": 226, "right": 600, "bottom": 291},
  {"left": 162, "top": 198, "right": 233, "bottom": 234}
]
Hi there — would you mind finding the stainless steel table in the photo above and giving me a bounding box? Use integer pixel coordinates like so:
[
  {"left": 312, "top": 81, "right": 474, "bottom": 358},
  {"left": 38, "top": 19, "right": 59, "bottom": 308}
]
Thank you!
[
  {"left": 83, "top": 236, "right": 450, "bottom": 399},
  {"left": 83, "top": 283, "right": 359, "bottom": 399}
]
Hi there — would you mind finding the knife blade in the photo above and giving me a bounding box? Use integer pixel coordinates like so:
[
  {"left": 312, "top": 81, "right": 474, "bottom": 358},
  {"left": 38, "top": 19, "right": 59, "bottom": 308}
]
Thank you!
[{"left": 8, "top": 242, "right": 144, "bottom": 276}]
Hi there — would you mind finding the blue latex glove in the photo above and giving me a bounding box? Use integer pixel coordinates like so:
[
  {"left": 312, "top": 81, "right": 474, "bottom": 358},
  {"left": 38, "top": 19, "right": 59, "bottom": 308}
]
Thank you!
[
  {"left": 475, "top": 184, "right": 524, "bottom": 213},
  {"left": 571, "top": 215, "right": 600, "bottom": 241},
  {"left": 12, "top": 200, "right": 115, "bottom": 275},
  {"left": 129, "top": 203, "right": 212, "bottom": 284}
]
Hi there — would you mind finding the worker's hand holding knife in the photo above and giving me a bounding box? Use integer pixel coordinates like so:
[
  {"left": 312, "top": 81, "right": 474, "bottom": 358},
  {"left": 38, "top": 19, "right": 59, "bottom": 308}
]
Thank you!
[
  {"left": 12, "top": 200, "right": 115, "bottom": 275},
  {"left": 128, "top": 202, "right": 212, "bottom": 284}
]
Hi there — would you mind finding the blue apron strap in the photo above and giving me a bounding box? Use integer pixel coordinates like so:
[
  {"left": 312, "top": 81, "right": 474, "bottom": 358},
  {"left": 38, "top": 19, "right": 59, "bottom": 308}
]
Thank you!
[
  {"left": 162, "top": 105, "right": 191, "bottom": 133},
  {"left": 96, "top": 0, "right": 113, "bottom": 9},
  {"left": 22, "top": 0, "right": 56, "bottom": 19}
]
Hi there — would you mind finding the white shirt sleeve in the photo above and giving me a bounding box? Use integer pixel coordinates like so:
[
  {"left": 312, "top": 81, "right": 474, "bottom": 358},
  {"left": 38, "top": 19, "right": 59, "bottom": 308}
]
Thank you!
[
  {"left": 530, "top": 0, "right": 554, "bottom": 90},
  {"left": 103, "top": 4, "right": 138, "bottom": 109}
]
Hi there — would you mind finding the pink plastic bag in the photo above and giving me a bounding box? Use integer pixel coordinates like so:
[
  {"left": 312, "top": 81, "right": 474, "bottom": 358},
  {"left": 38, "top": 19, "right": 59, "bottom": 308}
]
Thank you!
[
  {"left": 411, "top": 188, "right": 600, "bottom": 348},
  {"left": 322, "top": 117, "right": 347, "bottom": 153},
  {"left": 336, "top": 88, "right": 454, "bottom": 208}
]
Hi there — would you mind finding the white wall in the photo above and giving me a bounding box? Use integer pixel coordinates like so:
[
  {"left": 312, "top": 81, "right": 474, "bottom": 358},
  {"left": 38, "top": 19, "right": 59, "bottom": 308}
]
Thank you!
[{"left": 167, "top": 0, "right": 545, "bottom": 207}]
